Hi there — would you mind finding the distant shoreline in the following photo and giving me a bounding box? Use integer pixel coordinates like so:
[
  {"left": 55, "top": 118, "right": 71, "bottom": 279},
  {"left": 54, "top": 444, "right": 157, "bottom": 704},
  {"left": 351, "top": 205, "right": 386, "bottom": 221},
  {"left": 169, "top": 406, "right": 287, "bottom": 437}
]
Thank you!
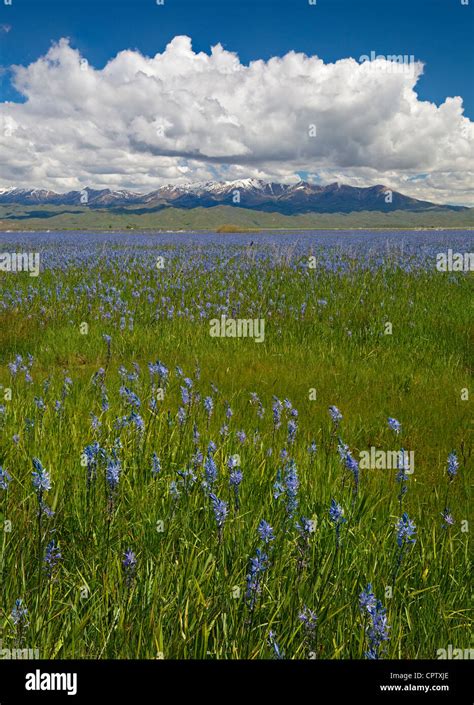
[{"left": 0, "top": 227, "right": 473, "bottom": 234}]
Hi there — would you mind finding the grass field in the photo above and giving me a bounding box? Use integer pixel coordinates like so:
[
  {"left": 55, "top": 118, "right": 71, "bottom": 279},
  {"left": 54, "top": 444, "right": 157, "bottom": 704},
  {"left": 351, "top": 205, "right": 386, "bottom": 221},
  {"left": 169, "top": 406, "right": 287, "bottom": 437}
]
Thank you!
[
  {"left": 1, "top": 203, "right": 473, "bottom": 231},
  {"left": 0, "top": 231, "right": 471, "bottom": 659}
]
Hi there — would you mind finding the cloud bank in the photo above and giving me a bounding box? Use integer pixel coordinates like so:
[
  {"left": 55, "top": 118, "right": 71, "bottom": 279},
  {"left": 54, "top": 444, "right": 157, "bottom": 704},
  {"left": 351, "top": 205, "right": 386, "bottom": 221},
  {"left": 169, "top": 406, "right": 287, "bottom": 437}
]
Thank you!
[{"left": 0, "top": 36, "right": 472, "bottom": 204}]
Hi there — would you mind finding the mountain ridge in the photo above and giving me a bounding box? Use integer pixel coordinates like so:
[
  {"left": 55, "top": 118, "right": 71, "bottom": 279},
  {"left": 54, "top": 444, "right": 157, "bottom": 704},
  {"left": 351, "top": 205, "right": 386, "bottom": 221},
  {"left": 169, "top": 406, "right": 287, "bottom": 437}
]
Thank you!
[{"left": 0, "top": 180, "right": 468, "bottom": 214}]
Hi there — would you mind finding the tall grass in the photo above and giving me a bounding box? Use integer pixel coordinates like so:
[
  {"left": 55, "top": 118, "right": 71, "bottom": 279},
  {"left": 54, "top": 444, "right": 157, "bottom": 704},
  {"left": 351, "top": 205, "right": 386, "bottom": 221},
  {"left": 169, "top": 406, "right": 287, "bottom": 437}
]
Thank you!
[{"left": 0, "top": 238, "right": 471, "bottom": 659}]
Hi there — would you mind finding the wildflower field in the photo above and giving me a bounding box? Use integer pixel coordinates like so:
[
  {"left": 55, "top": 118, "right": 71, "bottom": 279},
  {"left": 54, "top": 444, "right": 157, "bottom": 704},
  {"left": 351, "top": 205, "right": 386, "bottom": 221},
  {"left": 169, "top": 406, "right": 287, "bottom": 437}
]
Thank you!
[{"left": 0, "top": 230, "right": 471, "bottom": 660}]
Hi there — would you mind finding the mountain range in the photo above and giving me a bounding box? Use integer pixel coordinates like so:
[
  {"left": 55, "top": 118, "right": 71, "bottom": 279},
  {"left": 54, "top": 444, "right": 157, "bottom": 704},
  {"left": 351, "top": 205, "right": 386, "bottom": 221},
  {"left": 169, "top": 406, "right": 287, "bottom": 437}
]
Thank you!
[{"left": 0, "top": 179, "right": 467, "bottom": 214}]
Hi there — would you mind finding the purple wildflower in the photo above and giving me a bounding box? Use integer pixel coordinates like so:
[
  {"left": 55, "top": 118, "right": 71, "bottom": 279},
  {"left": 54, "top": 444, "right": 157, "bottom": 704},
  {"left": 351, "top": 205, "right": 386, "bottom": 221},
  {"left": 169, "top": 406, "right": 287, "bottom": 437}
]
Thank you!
[
  {"left": 329, "top": 499, "right": 346, "bottom": 547},
  {"left": 329, "top": 405, "right": 343, "bottom": 424},
  {"left": 229, "top": 467, "right": 243, "bottom": 509},
  {"left": 359, "top": 584, "right": 390, "bottom": 659},
  {"left": 0, "top": 466, "right": 12, "bottom": 490},
  {"left": 204, "top": 453, "right": 218, "bottom": 487},
  {"left": 272, "top": 397, "right": 282, "bottom": 429},
  {"left": 388, "top": 417, "right": 401, "bottom": 434},
  {"left": 209, "top": 493, "right": 228, "bottom": 538},
  {"left": 284, "top": 460, "right": 299, "bottom": 517},
  {"left": 299, "top": 606, "right": 318, "bottom": 637},
  {"left": 44, "top": 539, "right": 62, "bottom": 579},
  {"left": 287, "top": 419, "right": 297, "bottom": 444},
  {"left": 441, "top": 509, "right": 455, "bottom": 529},
  {"left": 151, "top": 453, "right": 161, "bottom": 476},
  {"left": 245, "top": 548, "right": 269, "bottom": 610},
  {"left": 204, "top": 396, "right": 214, "bottom": 418},
  {"left": 106, "top": 458, "right": 121, "bottom": 491},
  {"left": 447, "top": 452, "right": 458, "bottom": 479},
  {"left": 257, "top": 519, "right": 275, "bottom": 544},
  {"left": 11, "top": 599, "right": 29, "bottom": 629},
  {"left": 32, "top": 458, "right": 51, "bottom": 492},
  {"left": 396, "top": 512, "right": 416, "bottom": 548},
  {"left": 268, "top": 631, "right": 284, "bottom": 659},
  {"left": 122, "top": 548, "right": 137, "bottom": 588}
]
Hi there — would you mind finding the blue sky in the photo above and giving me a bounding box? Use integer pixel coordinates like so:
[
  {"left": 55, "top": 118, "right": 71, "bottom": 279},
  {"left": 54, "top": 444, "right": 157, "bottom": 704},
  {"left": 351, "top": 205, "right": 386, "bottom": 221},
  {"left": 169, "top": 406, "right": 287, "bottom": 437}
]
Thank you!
[
  {"left": 0, "top": 0, "right": 472, "bottom": 203},
  {"left": 1, "top": 0, "right": 472, "bottom": 116}
]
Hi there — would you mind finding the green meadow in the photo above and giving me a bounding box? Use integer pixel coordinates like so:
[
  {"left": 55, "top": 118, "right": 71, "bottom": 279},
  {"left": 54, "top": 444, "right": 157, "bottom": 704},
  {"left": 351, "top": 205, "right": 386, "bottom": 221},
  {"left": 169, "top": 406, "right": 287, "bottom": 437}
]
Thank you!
[{"left": 0, "top": 235, "right": 471, "bottom": 659}]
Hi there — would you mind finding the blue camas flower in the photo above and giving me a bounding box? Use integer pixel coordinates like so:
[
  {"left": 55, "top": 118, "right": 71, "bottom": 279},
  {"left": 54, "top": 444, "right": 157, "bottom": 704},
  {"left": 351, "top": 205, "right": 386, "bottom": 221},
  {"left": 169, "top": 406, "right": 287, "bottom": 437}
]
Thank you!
[
  {"left": 229, "top": 467, "right": 243, "bottom": 509},
  {"left": 32, "top": 458, "right": 51, "bottom": 492},
  {"left": 359, "top": 583, "right": 377, "bottom": 611},
  {"left": 246, "top": 548, "right": 269, "bottom": 609},
  {"left": 122, "top": 548, "right": 137, "bottom": 588},
  {"left": 287, "top": 419, "right": 297, "bottom": 444},
  {"left": 359, "top": 584, "right": 390, "bottom": 659},
  {"left": 272, "top": 397, "right": 282, "bottom": 429},
  {"left": 227, "top": 454, "right": 240, "bottom": 470},
  {"left": 169, "top": 480, "right": 180, "bottom": 500},
  {"left": 0, "top": 466, "right": 12, "bottom": 490},
  {"left": 273, "top": 468, "right": 284, "bottom": 500},
  {"left": 329, "top": 499, "right": 346, "bottom": 546},
  {"left": 396, "top": 448, "right": 411, "bottom": 483},
  {"left": 337, "top": 439, "right": 349, "bottom": 461},
  {"left": 396, "top": 512, "right": 417, "bottom": 548},
  {"left": 329, "top": 498, "right": 344, "bottom": 524},
  {"left": 106, "top": 458, "right": 121, "bottom": 491},
  {"left": 388, "top": 417, "right": 401, "bottom": 434},
  {"left": 344, "top": 451, "right": 359, "bottom": 491},
  {"left": 441, "top": 509, "right": 455, "bottom": 529},
  {"left": 151, "top": 453, "right": 161, "bottom": 476},
  {"left": 177, "top": 468, "right": 197, "bottom": 491},
  {"left": 129, "top": 411, "right": 144, "bottom": 433},
  {"left": 83, "top": 442, "right": 103, "bottom": 486},
  {"left": 257, "top": 519, "right": 275, "bottom": 544},
  {"left": 268, "top": 631, "right": 284, "bottom": 659},
  {"left": 11, "top": 599, "right": 29, "bottom": 629},
  {"left": 337, "top": 440, "right": 359, "bottom": 492},
  {"left": 329, "top": 405, "right": 342, "bottom": 424},
  {"left": 204, "top": 396, "right": 213, "bottom": 418},
  {"left": 34, "top": 397, "right": 46, "bottom": 412},
  {"left": 446, "top": 452, "right": 458, "bottom": 479},
  {"left": 204, "top": 453, "right": 218, "bottom": 487},
  {"left": 250, "top": 392, "right": 265, "bottom": 418},
  {"left": 296, "top": 516, "right": 313, "bottom": 538},
  {"left": 44, "top": 539, "right": 62, "bottom": 579},
  {"left": 90, "top": 413, "right": 101, "bottom": 431},
  {"left": 149, "top": 360, "right": 168, "bottom": 383},
  {"left": 284, "top": 459, "right": 299, "bottom": 517},
  {"left": 299, "top": 606, "right": 318, "bottom": 636},
  {"left": 209, "top": 492, "right": 228, "bottom": 535}
]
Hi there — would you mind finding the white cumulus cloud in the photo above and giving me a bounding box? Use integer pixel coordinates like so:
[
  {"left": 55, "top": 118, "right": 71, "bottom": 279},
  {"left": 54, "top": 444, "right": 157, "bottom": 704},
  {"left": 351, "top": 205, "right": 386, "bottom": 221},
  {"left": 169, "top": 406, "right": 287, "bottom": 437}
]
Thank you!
[{"left": 0, "top": 36, "right": 472, "bottom": 204}]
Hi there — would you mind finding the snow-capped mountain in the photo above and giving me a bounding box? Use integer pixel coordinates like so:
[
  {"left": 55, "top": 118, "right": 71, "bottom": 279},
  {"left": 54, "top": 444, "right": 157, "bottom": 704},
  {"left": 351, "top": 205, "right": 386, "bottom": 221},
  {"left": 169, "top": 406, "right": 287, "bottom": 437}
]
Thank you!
[{"left": 0, "top": 181, "right": 465, "bottom": 213}]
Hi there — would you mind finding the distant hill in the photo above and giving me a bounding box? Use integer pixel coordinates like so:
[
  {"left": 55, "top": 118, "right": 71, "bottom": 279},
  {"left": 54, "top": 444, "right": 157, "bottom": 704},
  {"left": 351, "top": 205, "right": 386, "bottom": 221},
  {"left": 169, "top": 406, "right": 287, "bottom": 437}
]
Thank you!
[
  {"left": 0, "top": 179, "right": 469, "bottom": 215},
  {"left": 0, "top": 204, "right": 473, "bottom": 231}
]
